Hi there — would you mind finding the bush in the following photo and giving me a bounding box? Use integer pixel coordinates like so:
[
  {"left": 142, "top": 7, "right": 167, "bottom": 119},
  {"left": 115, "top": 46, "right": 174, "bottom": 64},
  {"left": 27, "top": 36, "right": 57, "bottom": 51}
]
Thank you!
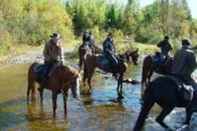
[{"left": 0, "top": 30, "right": 13, "bottom": 55}]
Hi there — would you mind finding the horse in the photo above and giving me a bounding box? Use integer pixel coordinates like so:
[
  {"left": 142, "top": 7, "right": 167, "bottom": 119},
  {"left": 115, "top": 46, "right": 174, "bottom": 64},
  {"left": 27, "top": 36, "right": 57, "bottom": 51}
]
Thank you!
[
  {"left": 133, "top": 76, "right": 196, "bottom": 131},
  {"left": 141, "top": 54, "right": 173, "bottom": 96},
  {"left": 78, "top": 43, "right": 102, "bottom": 71},
  {"left": 27, "top": 63, "right": 80, "bottom": 118},
  {"left": 82, "top": 49, "right": 139, "bottom": 99}
]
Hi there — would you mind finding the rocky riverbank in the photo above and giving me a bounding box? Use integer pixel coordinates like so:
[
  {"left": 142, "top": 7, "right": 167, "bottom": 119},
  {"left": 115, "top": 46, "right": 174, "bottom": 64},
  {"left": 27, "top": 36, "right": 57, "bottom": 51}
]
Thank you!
[{"left": 0, "top": 48, "right": 75, "bottom": 66}]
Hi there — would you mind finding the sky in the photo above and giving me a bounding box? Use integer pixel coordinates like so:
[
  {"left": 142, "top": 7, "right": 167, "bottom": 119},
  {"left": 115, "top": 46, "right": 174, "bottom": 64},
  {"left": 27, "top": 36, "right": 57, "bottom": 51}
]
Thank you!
[{"left": 139, "top": 0, "right": 197, "bottom": 18}]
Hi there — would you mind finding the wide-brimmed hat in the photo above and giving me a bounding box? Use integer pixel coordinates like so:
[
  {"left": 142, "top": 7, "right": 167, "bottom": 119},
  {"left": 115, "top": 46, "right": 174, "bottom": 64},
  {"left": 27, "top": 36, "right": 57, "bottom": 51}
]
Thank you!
[{"left": 50, "top": 33, "right": 61, "bottom": 39}]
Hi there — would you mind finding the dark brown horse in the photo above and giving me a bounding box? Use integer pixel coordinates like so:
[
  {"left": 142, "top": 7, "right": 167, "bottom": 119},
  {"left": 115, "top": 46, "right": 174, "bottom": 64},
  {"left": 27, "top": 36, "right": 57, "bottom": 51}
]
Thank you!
[
  {"left": 141, "top": 55, "right": 173, "bottom": 96},
  {"left": 82, "top": 49, "right": 139, "bottom": 99},
  {"left": 78, "top": 43, "right": 102, "bottom": 71},
  {"left": 27, "top": 63, "right": 80, "bottom": 117},
  {"left": 133, "top": 76, "right": 195, "bottom": 131}
]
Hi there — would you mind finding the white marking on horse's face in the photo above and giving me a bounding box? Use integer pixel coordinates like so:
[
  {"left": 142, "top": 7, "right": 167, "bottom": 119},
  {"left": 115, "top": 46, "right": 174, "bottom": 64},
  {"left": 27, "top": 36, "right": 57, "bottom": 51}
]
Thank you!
[
  {"left": 70, "top": 75, "right": 81, "bottom": 99},
  {"left": 76, "top": 77, "right": 80, "bottom": 99}
]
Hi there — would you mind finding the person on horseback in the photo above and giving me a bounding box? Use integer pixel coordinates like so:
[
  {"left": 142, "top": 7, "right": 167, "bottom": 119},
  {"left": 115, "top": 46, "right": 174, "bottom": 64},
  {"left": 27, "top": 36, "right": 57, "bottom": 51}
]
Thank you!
[
  {"left": 172, "top": 39, "right": 197, "bottom": 90},
  {"left": 88, "top": 31, "right": 95, "bottom": 46},
  {"left": 43, "top": 32, "right": 64, "bottom": 79},
  {"left": 82, "top": 31, "right": 90, "bottom": 43},
  {"left": 88, "top": 31, "right": 97, "bottom": 52},
  {"left": 103, "top": 33, "right": 119, "bottom": 71},
  {"left": 157, "top": 36, "right": 172, "bottom": 61},
  {"left": 81, "top": 31, "right": 93, "bottom": 53}
]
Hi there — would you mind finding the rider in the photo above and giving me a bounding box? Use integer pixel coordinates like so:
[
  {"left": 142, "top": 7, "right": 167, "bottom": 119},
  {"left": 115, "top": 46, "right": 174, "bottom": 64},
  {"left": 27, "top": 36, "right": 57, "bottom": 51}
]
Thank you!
[
  {"left": 157, "top": 36, "right": 172, "bottom": 61},
  {"left": 103, "top": 32, "right": 119, "bottom": 70},
  {"left": 171, "top": 39, "right": 197, "bottom": 91},
  {"left": 82, "top": 31, "right": 93, "bottom": 51},
  {"left": 82, "top": 31, "right": 90, "bottom": 44},
  {"left": 87, "top": 31, "right": 96, "bottom": 52},
  {"left": 88, "top": 31, "right": 95, "bottom": 46},
  {"left": 43, "top": 32, "right": 64, "bottom": 79}
]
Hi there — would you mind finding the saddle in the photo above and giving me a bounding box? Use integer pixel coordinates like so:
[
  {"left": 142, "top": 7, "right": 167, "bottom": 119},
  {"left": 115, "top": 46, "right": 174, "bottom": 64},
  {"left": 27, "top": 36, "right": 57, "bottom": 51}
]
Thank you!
[
  {"left": 33, "top": 63, "right": 52, "bottom": 82},
  {"left": 168, "top": 76, "right": 194, "bottom": 105},
  {"left": 97, "top": 54, "right": 112, "bottom": 71}
]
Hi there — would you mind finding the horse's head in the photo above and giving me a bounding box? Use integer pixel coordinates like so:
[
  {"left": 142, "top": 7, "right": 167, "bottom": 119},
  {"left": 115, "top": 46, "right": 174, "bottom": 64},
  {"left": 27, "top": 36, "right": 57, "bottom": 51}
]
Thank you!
[
  {"left": 127, "top": 49, "right": 139, "bottom": 65},
  {"left": 64, "top": 67, "right": 81, "bottom": 99},
  {"left": 69, "top": 73, "right": 80, "bottom": 99}
]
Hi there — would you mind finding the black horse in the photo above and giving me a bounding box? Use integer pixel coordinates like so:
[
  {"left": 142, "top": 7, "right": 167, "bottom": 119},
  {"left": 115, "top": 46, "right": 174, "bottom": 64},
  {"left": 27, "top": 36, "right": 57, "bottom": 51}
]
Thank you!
[{"left": 133, "top": 76, "right": 196, "bottom": 131}]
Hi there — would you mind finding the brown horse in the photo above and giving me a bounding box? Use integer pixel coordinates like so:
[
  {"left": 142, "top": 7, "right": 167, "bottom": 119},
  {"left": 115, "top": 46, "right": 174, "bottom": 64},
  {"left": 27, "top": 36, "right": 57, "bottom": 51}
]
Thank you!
[
  {"left": 141, "top": 55, "right": 173, "bottom": 96},
  {"left": 27, "top": 63, "right": 80, "bottom": 117},
  {"left": 78, "top": 43, "right": 102, "bottom": 71},
  {"left": 82, "top": 49, "right": 139, "bottom": 99}
]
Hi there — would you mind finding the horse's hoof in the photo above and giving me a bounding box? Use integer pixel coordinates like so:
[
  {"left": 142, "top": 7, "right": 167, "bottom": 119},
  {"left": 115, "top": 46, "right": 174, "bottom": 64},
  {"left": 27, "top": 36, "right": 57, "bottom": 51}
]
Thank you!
[{"left": 117, "top": 95, "right": 124, "bottom": 100}]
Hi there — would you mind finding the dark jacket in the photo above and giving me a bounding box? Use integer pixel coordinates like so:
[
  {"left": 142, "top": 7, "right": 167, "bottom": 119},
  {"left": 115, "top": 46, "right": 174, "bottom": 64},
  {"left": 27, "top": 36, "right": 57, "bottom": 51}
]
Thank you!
[
  {"left": 103, "top": 37, "right": 115, "bottom": 55},
  {"left": 172, "top": 46, "right": 197, "bottom": 80},
  {"left": 157, "top": 39, "right": 172, "bottom": 55}
]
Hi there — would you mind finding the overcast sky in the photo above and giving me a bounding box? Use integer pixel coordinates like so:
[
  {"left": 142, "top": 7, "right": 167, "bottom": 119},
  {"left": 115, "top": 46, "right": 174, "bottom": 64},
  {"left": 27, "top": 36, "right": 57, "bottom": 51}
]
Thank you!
[{"left": 139, "top": 0, "right": 197, "bottom": 18}]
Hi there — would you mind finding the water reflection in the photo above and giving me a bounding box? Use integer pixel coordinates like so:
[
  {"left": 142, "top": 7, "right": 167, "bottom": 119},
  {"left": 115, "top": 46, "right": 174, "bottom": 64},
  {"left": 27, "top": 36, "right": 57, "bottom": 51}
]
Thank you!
[{"left": 26, "top": 101, "right": 69, "bottom": 131}]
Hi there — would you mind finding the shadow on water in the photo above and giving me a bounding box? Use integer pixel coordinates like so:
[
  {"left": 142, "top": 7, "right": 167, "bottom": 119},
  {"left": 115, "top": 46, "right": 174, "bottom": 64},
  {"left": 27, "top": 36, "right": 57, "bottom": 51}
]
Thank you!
[{"left": 1, "top": 63, "right": 197, "bottom": 130}]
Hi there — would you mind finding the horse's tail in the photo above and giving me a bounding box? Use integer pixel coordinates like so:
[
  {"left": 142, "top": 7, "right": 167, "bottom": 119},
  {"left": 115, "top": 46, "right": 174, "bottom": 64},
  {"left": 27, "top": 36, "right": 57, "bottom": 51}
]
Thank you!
[
  {"left": 133, "top": 82, "right": 154, "bottom": 131},
  {"left": 141, "top": 58, "right": 146, "bottom": 85},
  {"left": 141, "top": 55, "right": 152, "bottom": 97},
  {"left": 141, "top": 56, "right": 147, "bottom": 97},
  {"left": 27, "top": 63, "right": 37, "bottom": 102}
]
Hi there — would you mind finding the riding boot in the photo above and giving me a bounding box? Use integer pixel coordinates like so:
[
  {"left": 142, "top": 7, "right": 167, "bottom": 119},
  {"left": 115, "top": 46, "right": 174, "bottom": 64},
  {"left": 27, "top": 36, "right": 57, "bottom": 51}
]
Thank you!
[{"left": 111, "top": 63, "right": 119, "bottom": 78}]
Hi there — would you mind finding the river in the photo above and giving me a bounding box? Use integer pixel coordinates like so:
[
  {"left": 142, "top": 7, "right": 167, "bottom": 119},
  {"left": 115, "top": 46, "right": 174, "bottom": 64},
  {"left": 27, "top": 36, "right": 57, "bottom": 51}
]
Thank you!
[{"left": 0, "top": 61, "right": 197, "bottom": 131}]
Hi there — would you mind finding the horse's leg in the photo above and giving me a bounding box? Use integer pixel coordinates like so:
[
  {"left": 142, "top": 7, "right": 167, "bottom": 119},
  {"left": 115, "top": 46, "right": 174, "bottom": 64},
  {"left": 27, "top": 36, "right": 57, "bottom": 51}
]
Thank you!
[
  {"left": 147, "top": 69, "right": 153, "bottom": 83},
  {"left": 39, "top": 87, "right": 44, "bottom": 106},
  {"left": 52, "top": 91, "right": 58, "bottom": 118},
  {"left": 155, "top": 107, "right": 174, "bottom": 130},
  {"left": 118, "top": 73, "right": 124, "bottom": 99},
  {"left": 87, "top": 68, "right": 95, "bottom": 94},
  {"left": 79, "top": 56, "right": 83, "bottom": 72},
  {"left": 31, "top": 83, "right": 36, "bottom": 102},
  {"left": 83, "top": 68, "right": 87, "bottom": 87},
  {"left": 184, "top": 107, "right": 193, "bottom": 125},
  {"left": 63, "top": 89, "right": 68, "bottom": 118},
  {"left": 133, "top": 100, "right": 155, "bottom": 131},
  {"left": 116, "top": 75, "right": 121, "bottom": 100},
  {"left": 27, "top": 75, "right": 36, "bottom": 102},
  {"left": 27, "top": 81, "right": 32, "bottom": 103},
  {"left": 117, "top": 78, "right": 120, "bottom": 99}
]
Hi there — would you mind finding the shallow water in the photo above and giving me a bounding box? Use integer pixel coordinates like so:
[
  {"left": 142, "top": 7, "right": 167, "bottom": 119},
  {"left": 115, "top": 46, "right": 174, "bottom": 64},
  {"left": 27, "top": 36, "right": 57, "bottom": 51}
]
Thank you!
[{"left": 0, "top": 63, "right": 197, "bottom": 131}]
